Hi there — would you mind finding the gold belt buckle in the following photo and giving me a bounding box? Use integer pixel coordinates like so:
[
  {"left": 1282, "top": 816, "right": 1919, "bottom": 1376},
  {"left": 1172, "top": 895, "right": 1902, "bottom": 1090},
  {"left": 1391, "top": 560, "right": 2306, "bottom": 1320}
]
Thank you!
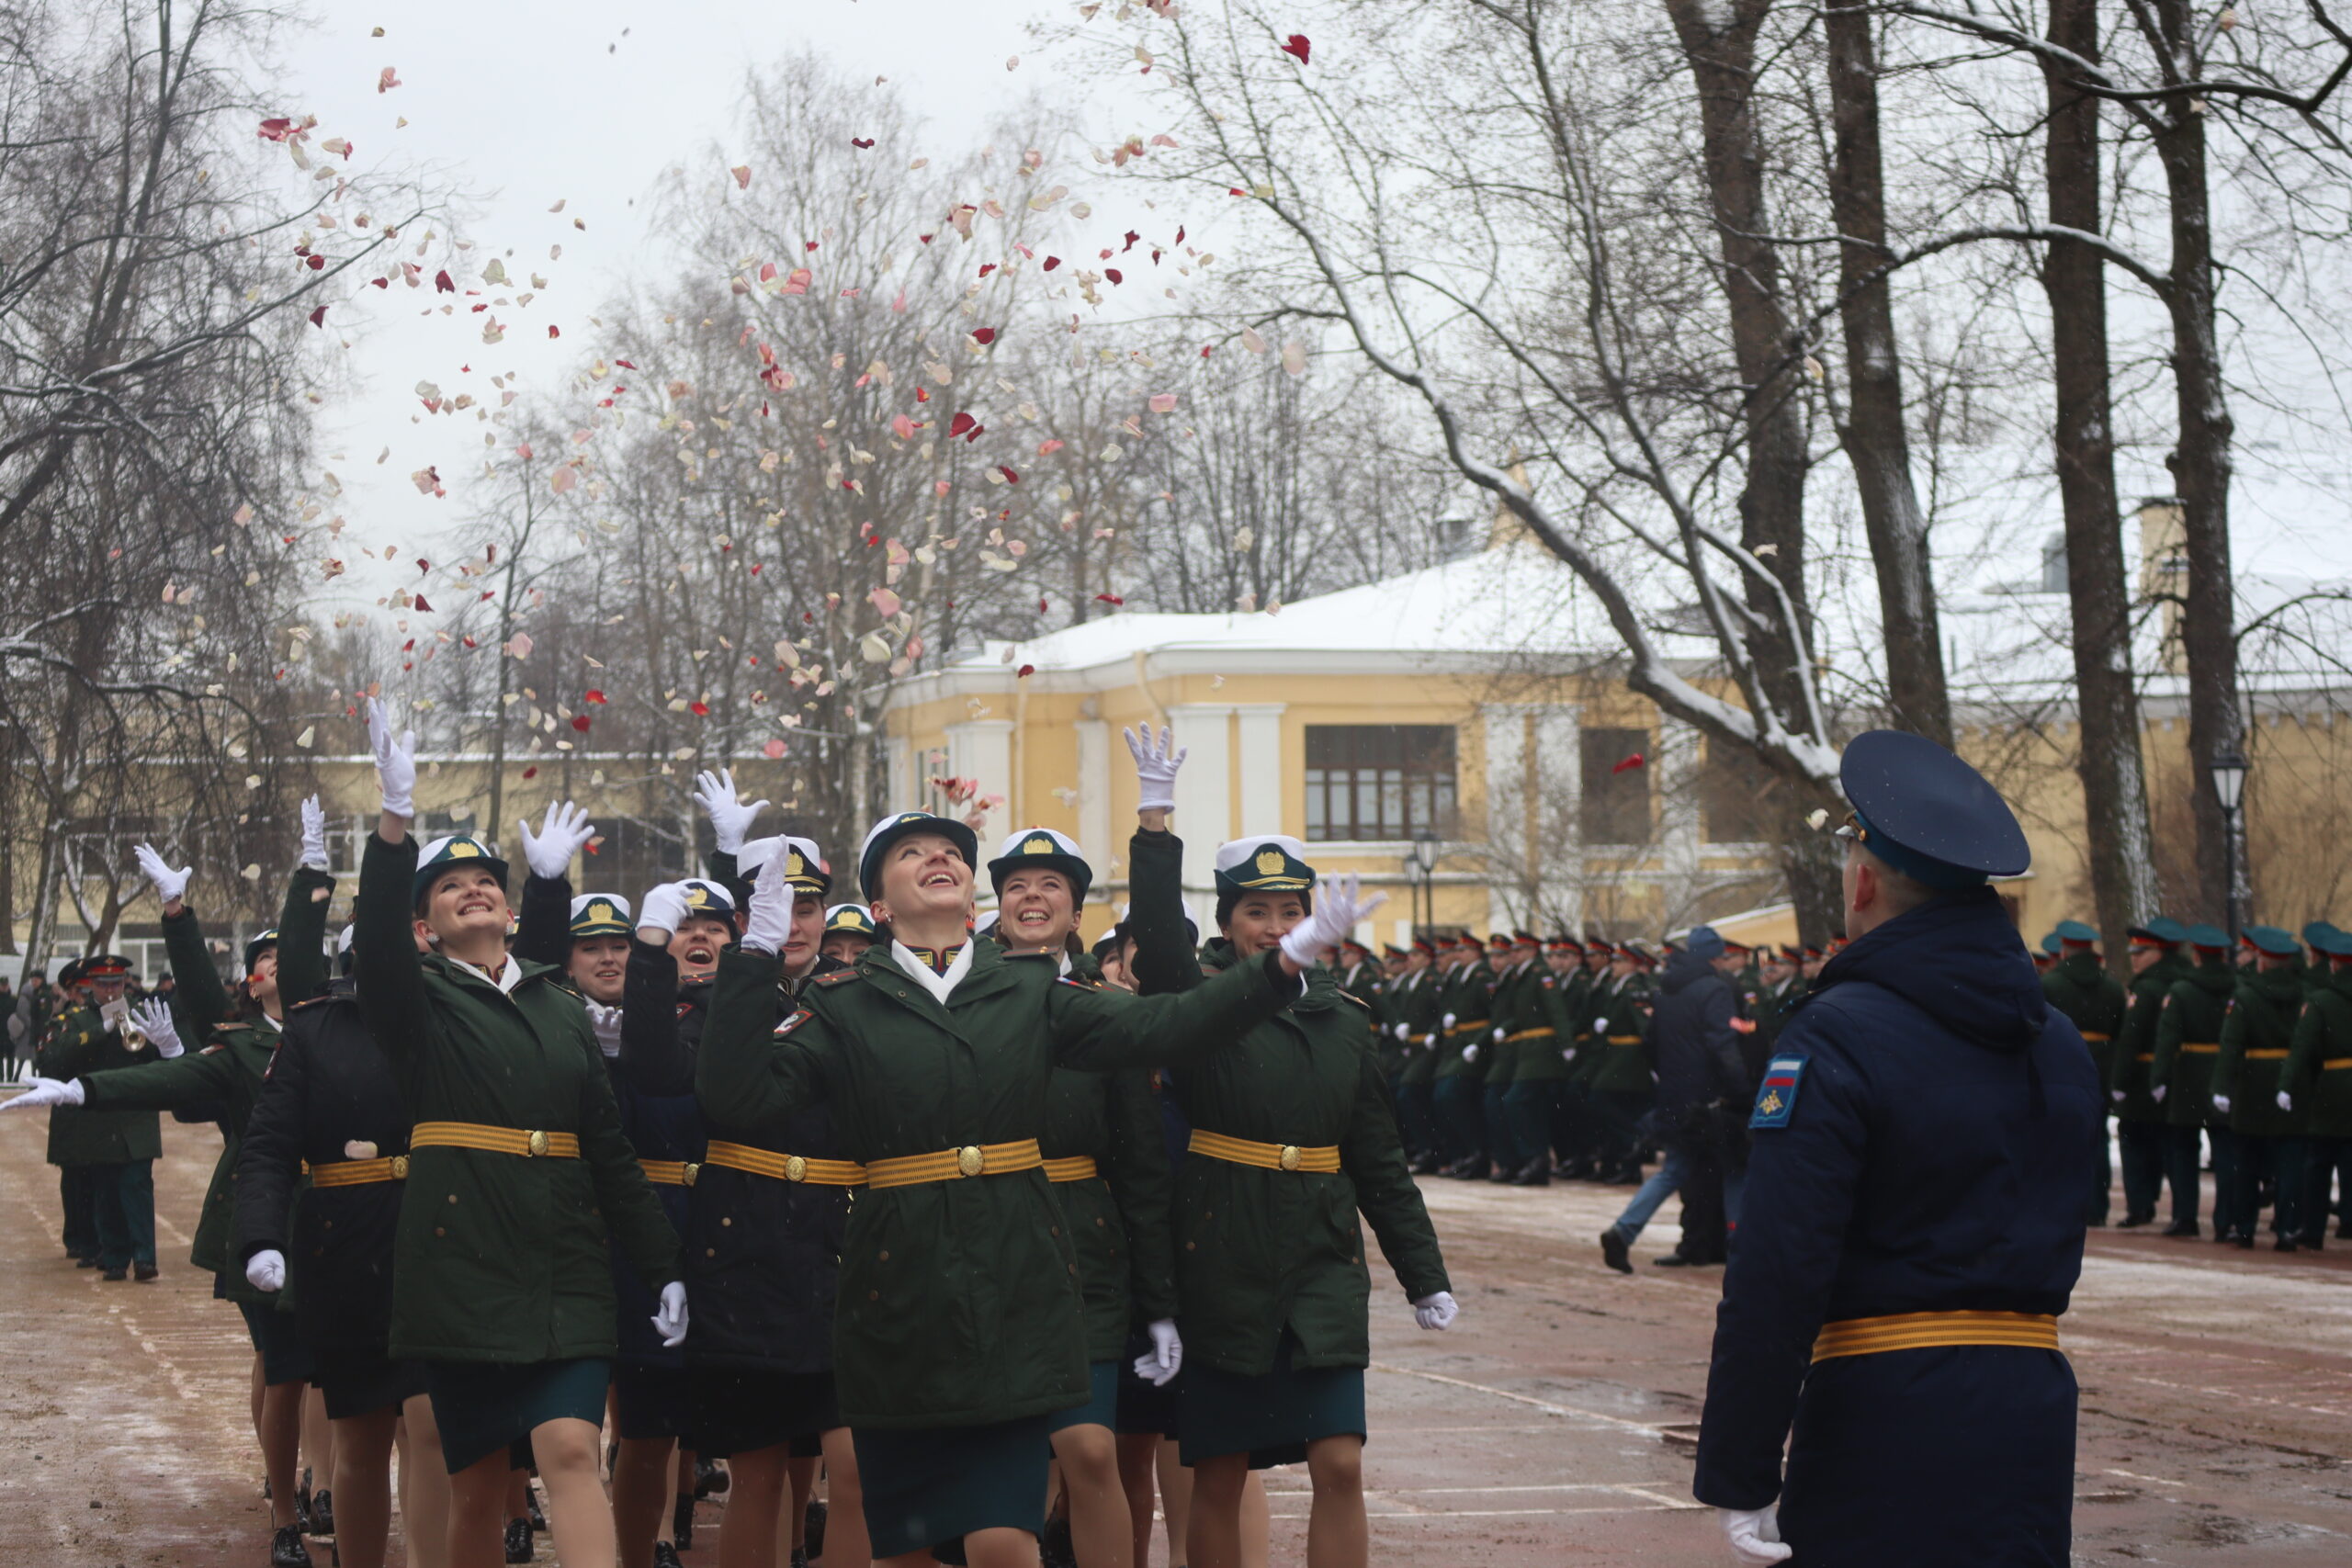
[
  {"left": 785, "top": 1155, "right": 808, "bottom": 1183},
  {"left": 389, "top": 1155, "right": 410, "bottom": 1179},
  {"left": 1278, "top": 1144, "right": 1303, "bottom": 1171},
  {"left": 526, "top": 1129, "right": 549, "bottom": 1157},
  {"left": 681, "top": 1161, "right": 700, "bottom": 1187},
  {"left": 956, "top": 1145, "right": 986, "bottom": 1178}
]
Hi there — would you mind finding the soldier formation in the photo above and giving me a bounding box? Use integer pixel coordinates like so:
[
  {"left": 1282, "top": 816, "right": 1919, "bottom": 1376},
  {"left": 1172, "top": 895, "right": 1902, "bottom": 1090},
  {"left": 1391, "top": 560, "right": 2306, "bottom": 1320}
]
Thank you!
[{"left": 2, "top": 714, "right": 1451, "bottom": 1568}]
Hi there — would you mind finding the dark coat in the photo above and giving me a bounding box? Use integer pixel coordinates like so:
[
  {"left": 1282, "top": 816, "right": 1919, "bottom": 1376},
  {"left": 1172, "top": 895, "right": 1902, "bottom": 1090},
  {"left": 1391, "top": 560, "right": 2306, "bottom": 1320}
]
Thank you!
[
  {"left": 36, "top": 1007, "right": 164, "bottom": 1165},
  {"left": 1648, "top": 950, "right": 1747, "bottom": 1120},
  {"left": 1129, "top": 829, "right": 1449, "bottom": 1377},
  {"left": 232, "top": 980, "right": 413, "bottom": 1351},
  {"left": 2214, "top": 964, "right": 2307, "bottom": 1139},
  {"left": 695, "top": 933, "right": 1300, "bottom": 1430},
  {"left": 2285, "top": 965, "right": 2352, "bottom": 1139},
  {"left": 2111, "top": 953, "right": 2188, "bottom": 1122},
  {"left": 2041, "top": 952, "right": 2127, "bottom": 1094},
  {"left": 354, "top": 830, "right": 681, "bottom": 1364},
  {"left": 1693, "top": 888, "right": 2098, "bottom": 1567},
  {"left": 2150, "top": 956, "right": 2235, "bottom": 1127}
]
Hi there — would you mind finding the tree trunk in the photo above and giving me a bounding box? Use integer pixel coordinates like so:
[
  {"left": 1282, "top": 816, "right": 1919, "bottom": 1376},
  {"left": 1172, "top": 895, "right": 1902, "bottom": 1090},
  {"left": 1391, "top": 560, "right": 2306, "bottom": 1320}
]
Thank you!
[
  {"left": 1824, "top": 5, "right": 1951, "bottom": 746},
  {"left": 2151, "top": 2, "right": 2243, "bottom": 924},
  {"left": 1660, "top": 0, "right": 1835, "bottom": 935},
  {"left": 2042, "top": 0, "right": 2160, "bottom": 967},
  {"left": 1781, "top": 801, "right": 1846, "bottom": 945},
  {"left": 20, "top": 821, "right": 66, "bottom": 979}
]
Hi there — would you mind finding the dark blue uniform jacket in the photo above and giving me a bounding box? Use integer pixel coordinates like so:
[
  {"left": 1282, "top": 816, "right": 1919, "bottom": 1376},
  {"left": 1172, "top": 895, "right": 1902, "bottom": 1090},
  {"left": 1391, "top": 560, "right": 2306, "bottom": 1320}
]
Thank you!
[{"left": 1693, "top": 887, "right": 2098, "bottom": 1567}]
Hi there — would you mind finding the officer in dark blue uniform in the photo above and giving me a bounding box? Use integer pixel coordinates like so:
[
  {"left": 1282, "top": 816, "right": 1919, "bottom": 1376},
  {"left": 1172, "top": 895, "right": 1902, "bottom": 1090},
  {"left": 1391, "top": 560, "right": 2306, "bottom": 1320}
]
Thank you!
[{"left": 1692, "top": 730, "right": 2099, "bottom": 1568}]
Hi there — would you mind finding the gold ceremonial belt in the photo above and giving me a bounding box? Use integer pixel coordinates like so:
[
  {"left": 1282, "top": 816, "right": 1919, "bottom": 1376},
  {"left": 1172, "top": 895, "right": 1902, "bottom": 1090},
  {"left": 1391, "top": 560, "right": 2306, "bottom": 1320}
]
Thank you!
[
  {"left": 2178, "top": 1043, "right": 2221, "bottom": 1055},
  {"left": 2079, "top": 1032, "right": 2112, "bottom": 1043},
  {"left": 303, "top": 1156, "right": 409, "bottom": 1187},
  {"left": 1605, "top": 1034, "right": 1644, "bottom": 1045},
  {"left": 639, "top": 1159, "right": 700, "bottom": 1187},
  {"left": 2134, "top": 1053, "right": 2155, "bottom": 1063},
  {"left": 865, "top": 1138, "right": 1043, "bottom": 1190},
  {"left": 409, "top": 1122, "right": 580, "bottom": 1159},
  {"left": 1188, "top": 1129, "right": 1340, "bottom": 1173},
  {"left": 1505, "top": 1027, "right": 1556, "bottom": 1043},
  {"left": 1812, "top": 1310, "right": 2060, "bottom": 1362},
  {"left": 1449, "top": 1018, "right": 1492, "bottom": 1034},
  {"left": 1043, "top": 1156, "right": 1101, "bottom": 1183},
  {"left": 2324, "top": 1057, "right": 2352, "bottom": 1071},
  {"left": 702, "top": 1140, "right": 866, "bottom": 1187},
  {"left": 2245, "top": 1048, "right": 2290, "bottom": 1061}
]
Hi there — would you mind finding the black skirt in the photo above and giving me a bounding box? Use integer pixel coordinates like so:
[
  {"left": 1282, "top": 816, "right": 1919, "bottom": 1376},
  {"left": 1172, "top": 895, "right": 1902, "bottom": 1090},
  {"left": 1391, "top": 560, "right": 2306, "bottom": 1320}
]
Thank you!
[
  {"left": 853, "top": 1416, "right": 1051, "bottom": 1557},
  {"left": 425, "top": 1357, "right": 610, "bottom": 1474},
  {"left": 688, "top": 1365, "right": 839, "bottom": 1459},
  {"left": 1179, "top": 1328, "right": 1366, "bottom": 1470},
  {"left": 313, "top": 1345, "right": 427, "bottom": 1421},
  {"left": 1114, "top": 1329, "right": 1182, "bottom": 1437}
]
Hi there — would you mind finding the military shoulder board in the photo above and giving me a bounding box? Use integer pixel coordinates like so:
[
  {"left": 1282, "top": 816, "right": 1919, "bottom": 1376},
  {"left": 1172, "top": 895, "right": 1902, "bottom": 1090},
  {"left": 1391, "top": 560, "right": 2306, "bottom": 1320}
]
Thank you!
[
  {"left": 811, "top": 969, "right": 859, "bottom": 987},
  {"left": 775, "top": 1009, "right": 814, "bottom": 1037},
  {"left": 1750, "top": 1055, "right": 1806, "bottom": 1129},
  {"left": 1056, "top": 975, "right": 1099, "bottom": 989},
  {"left": 1539, "top": 976, "right": 1555, "bottom": 989}
]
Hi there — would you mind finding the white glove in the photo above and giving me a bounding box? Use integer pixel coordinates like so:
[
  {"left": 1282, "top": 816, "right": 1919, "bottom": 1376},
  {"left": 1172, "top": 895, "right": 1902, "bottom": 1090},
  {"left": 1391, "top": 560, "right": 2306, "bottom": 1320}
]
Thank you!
[
  {"left": 652, "top": 1280, "right": 689, "bottom": 1348},
  {"left": 1561, "top": 1046, "right": 1577, "bottom": 1063},
  {"left": 1131, "top": 1318, "right": 1183, "bottom": 1386},
  {"left": 1592, "top": 1016, "right": 1609, "bottom": 1032},
  {"left": 1491, "top": 1025, "right": 1507, "bottom": 1043},
  {"left": 636, "top": 882, "right": 692, "bottom": 940},
  {"left": 1442, "top": 1011, "right": 1458, "bottom": 1032},
  {"left": 4, "top": 1076, "right": 85, "bottom": 1110},
  {"left": 741, "top": 856, "right": 793, "bottom": 954},
  {"left": 2277, "top": 1089, "right": 2293, "bottom": 1112},
  {"left": 367, "top": 696, "right": 417, "bottom": 818},
  {"left": 245, "top": 1249, "right": 287, "bottom": 1293},
  {"left": 299, "top": 795, "right": 331, "bottom": 871},
  {"left": 1411, "top": 1291, "right": 1457, "bottom": 1330},
  {"left": 1394, "top": 1021, "right": 1411, "bottom": 1041},
  {"left": 1122, "top": 724, "right": 1187, "bottom": 813},
  {"left": 692, "top": 768, "right": 768, "bottom": 854},
  {"left": 1277, "top": 874, "right": 1388, "bottom": 970},
  {"left": 518, "top": 800, "right": 595, "bottom": 880},
  {"left": 587, "top": 1002, "right": 624, "bottom": 1057},
  {"left": 2211, "top": 1093, "right": 2232, "bottom": 1116},
  {"left": 134, "top": 842, "right": 192, "bottom": 908},
  {"left": 1720, "top": 1505, "right": 1792, "bottom": 1566},
  {"left": 130, "top": 1000, "right": 183, "bottom": 1059},
  {"left": 2110, "top": 1089, "right": 2125, "bottom": 1103},
  {"left": 2151, "top": 1084, "right": 2167, "bottom": 1104},
  {"left": 1462, "top": 1043, "right": 1480, "bottom": 1063}
]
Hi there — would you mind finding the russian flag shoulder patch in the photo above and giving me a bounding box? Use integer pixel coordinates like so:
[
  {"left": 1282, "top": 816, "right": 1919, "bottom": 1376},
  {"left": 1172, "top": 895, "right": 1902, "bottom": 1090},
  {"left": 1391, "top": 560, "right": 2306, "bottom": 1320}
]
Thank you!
[{"left": 1750, "top": 1055, "right": 1806, "bottom": 1129}]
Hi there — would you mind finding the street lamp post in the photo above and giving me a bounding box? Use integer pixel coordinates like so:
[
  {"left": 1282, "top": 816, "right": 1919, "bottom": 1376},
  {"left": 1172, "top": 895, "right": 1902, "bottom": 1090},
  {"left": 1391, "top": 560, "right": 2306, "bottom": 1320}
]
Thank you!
[
  {"left": 2210, "top": 749, "right": 2248, "bottom": 945},
  {"left": 1408, "top": 831, "right": 1439, "bottom": 938}
]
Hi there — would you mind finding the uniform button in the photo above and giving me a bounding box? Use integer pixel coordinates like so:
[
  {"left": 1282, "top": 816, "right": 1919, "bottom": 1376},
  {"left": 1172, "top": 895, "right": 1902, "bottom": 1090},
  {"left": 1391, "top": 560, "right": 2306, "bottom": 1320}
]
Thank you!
[
  {"left": 878, "top": 1250, "right": 890, "bottom": 1261},
  {"left": 322, "top": 1220, "right": 333, "bottom": 1230},
  {"left": 1094, "top": 1216, "right": 1105, "bottom": 1226},
  {"left": 706, "top": 1248, "right": 716, "bottom": 1258},
  {"left": 434, "top": 1227, "right": 446, "bottom": 1238},
  {"left": 721, "top": 1217, "right": 731, "bottom": 1227},
  {"left": 1185, "top": 1242, "right": 1196, "bottom": 1251},
  {"left": 1068, "top": 1264, "right": 1078, "bottom": 1275},
  {"left": 1050, "top": 1226, "right": 1058, "bottom": 1237},
  {"left": 447, "top": 1193, "right": 458, "bottom": 1204},
  {"left": 868, "top": 1290, "right": 880, "bottom": 1302}
]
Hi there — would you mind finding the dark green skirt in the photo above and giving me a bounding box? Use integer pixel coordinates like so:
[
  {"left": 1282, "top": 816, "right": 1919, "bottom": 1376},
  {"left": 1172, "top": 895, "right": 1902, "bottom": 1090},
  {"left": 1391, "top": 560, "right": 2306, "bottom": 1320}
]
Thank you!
[
  {"left": 1179, "top": 1327, "right": 1366, "bottom": 1469},
  {"left": 852, "top": 1415, "right": 1051, "bottom": 1557},
  {"left": 424, "top": 1357, "right": 609, "bottom": 1473},
  {"left": 1046, "top": 1359, "right": 1121, "bottom": 1435}
]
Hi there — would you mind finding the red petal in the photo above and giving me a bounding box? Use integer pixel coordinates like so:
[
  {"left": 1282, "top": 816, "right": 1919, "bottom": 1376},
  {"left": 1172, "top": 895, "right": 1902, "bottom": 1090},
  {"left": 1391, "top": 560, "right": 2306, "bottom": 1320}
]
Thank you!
[
  {"left": 1104, "top": 268, "right": 1123, "bottom": 285},
  {"left": 1282, "top": 34, "right": 1311, "bottom": 63},
  {"left": 997, "top": 465, "right": 1020, "bottom": 484},
  {"left": 852, "top": 138, "right": 875, "bottom": 149},
  {"left": 972, "top": 327, "right": 998, "bottom": 344},
  {"left": 521, "top": 766, "right": 538, "bottom": 780},
  {"left": 1611, "top": 752, "right": 1646, "bottom": 774},
  {"left": 947, "top": 411, "right": 977, "bottom": 438},
  {"left": 435, "top": 269, "right": 455, "bottom": 292},
  {"left": 571, "top": 715, "right": 593, "bottom": 732},
  {"left": 413, "top": 593, "right": 433, "bottom": 612},
  {"left": 1093, "top": 593, "right": 1124, "bottom": 606},
  {"left": 584, "top": 689, "right": 606, "bottom": 704},
  {"left": 690, "top": 701, "right": 711, "bottom": 716},
  {"left": 307, "top": 305, "right": 327, "bottom": 327},
  {"left": 1043, "top": 255, "right": 1061, "bottom": 271},
  {"left": 1017, "top": 664, "right": 1035, "bottom": 678}
]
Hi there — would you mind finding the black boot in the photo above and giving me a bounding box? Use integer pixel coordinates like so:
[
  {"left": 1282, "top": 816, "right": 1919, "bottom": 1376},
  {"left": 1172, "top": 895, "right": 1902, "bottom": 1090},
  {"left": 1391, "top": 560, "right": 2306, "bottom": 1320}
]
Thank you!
[
  {"left": 1486, "top": 1162, "right": 1517, "bottom": 1183},
  {"left": 673, "top": 1492, "right": 695, "bottom": 1551},
  {"left": 1040, "top": 1508, "right": 1078, "bottom": 1568},
  {"left": 1600, "top": 1229, "right": 1632, "bottom": 1275},
  {"left": 1556, "top": 1158, "right": 1595, "bottom": 1182},
  {"left": 311, "top": 1488, "right": 334, "bottom": 1537},
  {"left": 804, "top": 1496, "right": 827, "bottom": 1559},
  {"left": 527, "top": 1489, "right": 548, "bottom": 1532},
  {"left": 1408, "top": 1152, "right": 1445, "bottom": 1176},
  {"left": 292, "top": 1482, "right": 313, "bottom": 1538},
  {"left": 503, "top": 1517, "right": 533, "bottom": 1564},
  {"left": 652, "top": 1543, "right": 684, "bottom": 1568},
  {"left": 271, "top": 1524, "right": 314, "bottom": 1568},
  {"left": 134, "top": 1260, "right": 160, "bottom": 1280},
  {"left": 695, "top": 1456, "right": 729, "bottom": 1496},
  {"left": 1510, "top": 1159, "right": 1551, "bottom": 1187},
  {"left": 2116, "top": 1212, "right": 2154, "bottom": 1229},
  {"left": 2162, "top": 1220, "right": 2199, "bottom": 1237}
]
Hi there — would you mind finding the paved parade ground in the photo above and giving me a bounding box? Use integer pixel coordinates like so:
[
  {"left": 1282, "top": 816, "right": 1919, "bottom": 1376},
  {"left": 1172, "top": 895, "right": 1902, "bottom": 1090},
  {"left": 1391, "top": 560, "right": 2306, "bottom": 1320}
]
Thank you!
[{"left": 2, "top": 1114, "right": 2347, "bottom": 1566}]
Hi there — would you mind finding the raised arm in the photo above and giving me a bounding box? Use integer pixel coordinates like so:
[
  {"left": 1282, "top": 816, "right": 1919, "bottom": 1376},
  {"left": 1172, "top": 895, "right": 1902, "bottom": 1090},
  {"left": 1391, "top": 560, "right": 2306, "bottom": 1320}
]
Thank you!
[
  {"left": 693, "top": 864, "right": 830, "bottom": 1131},
  {"left": 275, "top": 806, "right": 339, "bottom": 1007},
  {"left": 1123, "top": 726, "right": 1201, "bottom": 998},
  {"left": 513, "top": 801, "right": 596, "bottom": 971},
  {"left": 355, "top": 699, "right": 432, "bottom": 1077},
  {"left": 693, "top": 768, "right": 766, "bottom": 908},
  {"left": 618, "top": 883, "right": 692, "bottom": 1098},
  {"left": 141, "top": 844, "right": 231, "bottom": 1034}
]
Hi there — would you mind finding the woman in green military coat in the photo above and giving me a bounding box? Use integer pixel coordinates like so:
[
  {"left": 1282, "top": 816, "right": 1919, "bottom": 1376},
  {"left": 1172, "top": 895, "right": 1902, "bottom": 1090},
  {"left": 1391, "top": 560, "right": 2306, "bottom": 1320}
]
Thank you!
[
  {"left": 2282, "top": 929, "right": 2352, "bottom": 1247},
  {"left": 356, "top": 702, "right": 683, "bottom": 1568},
  {"left": 2150, "top": 926, "right": 2237, "bottom": 1237},
  {"left": 696, "top": 805, "right": 1374, "bottom": 1568},
  {"left": 2211, "top": 927, "right": 2312, "bottom": 1248},
  {"left": 1119, "top": 727, "right": 1454, "bottom": 1568}
]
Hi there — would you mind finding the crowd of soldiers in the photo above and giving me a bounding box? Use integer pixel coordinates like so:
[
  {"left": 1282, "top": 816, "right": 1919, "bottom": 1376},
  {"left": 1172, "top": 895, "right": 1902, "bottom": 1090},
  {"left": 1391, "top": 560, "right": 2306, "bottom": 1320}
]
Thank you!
[{"left": 2, "top": 716, "right": 1450, "bottom": 1568}]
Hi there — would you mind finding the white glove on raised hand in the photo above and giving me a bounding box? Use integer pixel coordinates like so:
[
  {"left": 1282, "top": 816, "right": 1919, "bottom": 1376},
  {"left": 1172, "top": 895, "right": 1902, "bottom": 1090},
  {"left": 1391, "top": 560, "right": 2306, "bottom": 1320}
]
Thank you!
[
  {"left": 134, "top": 843, "right": 192, "bottom": 909},
  {"left": 518, "top": 800, "right": 595, "bottom": 881},
  {"left": 130, "top": 1000, "right": 184, "bottom": 1059},
  {"left": 4, "top": 1077, "right": 85, "bottom": 1111},
  {"left": 636, "top": 882, "right": 692, "bottom": 941},
  {"left": 2110, "top": 1089, "right": 2125, "bottom": 1104},
  {"left": 245, "top": 1249, "right": 287, "bottom": 1293},
  {"left": 1122, "top": 724, "right": 1188, "bottom": 813},
  {"left": 1462, "top": 1043, "right": 1481, "bottom": 1063},
  {"left": 652, "top": 1281, "right": 690, "bottom": 1348},
  {"left": 587, "top": 1002, "right": 624, "bottom": 1057},
  {"left": 1132, "top": 1318, "right": 1183, "bottom": 1386},
  {"left": 2212, "top": 1093, "right": 2233, "bottom": 1116},
  {"left": 299, "top": 795, "right": 331, "bottom": 872},
  {"left": 367, "top": 697, "right": 417, "bottom": 819},
  {"left": 692, "top": 768, "right": 768, "bottom": 854},
  {"left": 2278, "top": 1089, "right": 2294, "bottom": 1112},
  {"left": 1721, "top": 1505, "right": 1792, "bottom": 1565},
  {"left": 741, "top": 857, "right": 794, "bottom": 955},
  {"left": 1411, "top": 1291, "right": 1457, "bottom": 1330},
  {"left": 1277, "top": 874, "right": 1388, "bottom": 970},
  {"left": 2151, "top": 1084, "right": 2167, "bottom": 1104}
]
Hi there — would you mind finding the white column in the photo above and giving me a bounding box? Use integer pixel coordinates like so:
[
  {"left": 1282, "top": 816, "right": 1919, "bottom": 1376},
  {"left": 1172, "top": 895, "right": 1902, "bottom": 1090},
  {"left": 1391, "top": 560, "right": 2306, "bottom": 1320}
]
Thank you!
[
  {"left": 1168, "top": 704, "right": 1234, "bottom": 923},
  {"left": 1481, "top": 705, "right": 1526, "bottom": 931},
  {"left": 1232, "top": 704, "right": 1286, "bottom": 836},
  {"left": 945, "top": 719, "right": 1015, "bottom": 829},
  {"left": 1532, "top": 704, "right": 1583, "bottom": 928},
  {"left": 1074, "top": 718, "right": 1111, "bottom": 905}
]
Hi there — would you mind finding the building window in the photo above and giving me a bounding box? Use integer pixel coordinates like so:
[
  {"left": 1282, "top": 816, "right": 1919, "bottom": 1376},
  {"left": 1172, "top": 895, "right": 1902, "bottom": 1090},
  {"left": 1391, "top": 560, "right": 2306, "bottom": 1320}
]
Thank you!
[
  {"left": 1304, "top": 726, "right": 1457, "bottom": 841},
  {"left": 1579, "top": 728, "right": 1652, "bottom": 845},
  {"left": 1700, "top": 741, "right": 1781, "bottom": 845}
]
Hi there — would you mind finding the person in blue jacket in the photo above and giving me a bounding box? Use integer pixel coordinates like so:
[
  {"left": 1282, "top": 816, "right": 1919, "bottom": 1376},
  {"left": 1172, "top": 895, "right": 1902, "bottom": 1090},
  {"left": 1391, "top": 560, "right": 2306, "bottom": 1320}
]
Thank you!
[{"left": 1692, "top": 729, "right": 2099, "bottom": 1568}]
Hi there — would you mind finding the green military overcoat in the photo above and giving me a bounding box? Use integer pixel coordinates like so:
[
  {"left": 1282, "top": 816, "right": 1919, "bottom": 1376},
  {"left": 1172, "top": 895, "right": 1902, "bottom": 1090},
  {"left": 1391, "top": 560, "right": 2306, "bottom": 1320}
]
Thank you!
[
  {"left": 2283, "top": 964, "right": 2352, "bottom": 1140},
  {"left": 2213, "top": 965, "right": 2308, "bottom": 1140},
  {"left": 2151, "top": 957, "right": 2235, "bottom": 1128}
]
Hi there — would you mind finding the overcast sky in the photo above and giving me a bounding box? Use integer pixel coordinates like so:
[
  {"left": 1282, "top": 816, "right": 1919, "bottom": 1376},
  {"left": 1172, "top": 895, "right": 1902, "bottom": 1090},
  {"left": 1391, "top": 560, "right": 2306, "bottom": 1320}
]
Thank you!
[{"left": 274, "top": 0, "right": 1104, "bottom": 607}]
